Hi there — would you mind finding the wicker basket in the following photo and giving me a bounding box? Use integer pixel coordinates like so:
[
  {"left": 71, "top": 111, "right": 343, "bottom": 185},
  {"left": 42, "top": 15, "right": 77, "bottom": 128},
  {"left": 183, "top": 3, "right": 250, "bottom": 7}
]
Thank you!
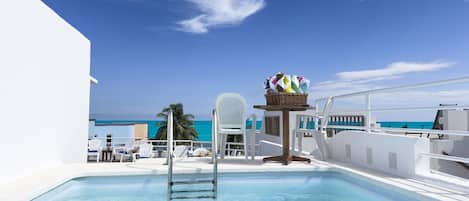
[{"left": 265, "top": 93, "right": 308, "bottom": 105}]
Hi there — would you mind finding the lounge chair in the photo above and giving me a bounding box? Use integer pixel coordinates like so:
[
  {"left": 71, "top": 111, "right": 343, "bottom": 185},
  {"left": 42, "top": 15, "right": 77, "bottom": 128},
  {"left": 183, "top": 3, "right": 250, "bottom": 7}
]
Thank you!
[
  {"left": 133, "top": 142, "right": 155, "bottom": 160},
  {"left": 173, "top": 145, "right": 189, "bottom": 158},
  {"left": 87, "top": 138, "right": 102, "bottom": 163},
  {"left": 215, "top": 93, "right": 256, "bottom": 160},
  {"left": 114, "top": 142, "right": 138, "bottom": 162},
  {"left": 192, "top": 147, "right": 209, "bottom": 157}
]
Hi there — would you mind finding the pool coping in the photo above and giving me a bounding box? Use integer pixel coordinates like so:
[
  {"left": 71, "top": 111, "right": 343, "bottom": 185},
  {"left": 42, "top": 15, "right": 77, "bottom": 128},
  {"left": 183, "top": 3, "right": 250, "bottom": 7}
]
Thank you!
[{"left": 1, "top": 157, "right": 468, "bottom": 201}]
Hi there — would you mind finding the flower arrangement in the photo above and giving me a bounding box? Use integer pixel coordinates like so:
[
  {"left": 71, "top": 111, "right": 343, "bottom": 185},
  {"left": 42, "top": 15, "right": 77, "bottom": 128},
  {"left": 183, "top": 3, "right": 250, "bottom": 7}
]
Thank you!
[
  {"left": 264, "top": 72, "right": 310, "bottom": 94},
  {"left": 263, "top": 73, "right": 310, "bottom": 106}
]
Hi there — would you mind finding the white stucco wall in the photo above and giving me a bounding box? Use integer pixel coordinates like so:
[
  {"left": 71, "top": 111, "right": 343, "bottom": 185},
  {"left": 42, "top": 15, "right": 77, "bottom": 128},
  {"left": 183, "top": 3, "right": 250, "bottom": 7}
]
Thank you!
[
  {"left": 0, "top": 1, "right": 91, "bottom": 184},
  {"left": 327, "top": 131, "right": 430, "bottom": 177},
  {"left": 255, "top": 110, "right": 431, "bottom": 176},
  {"left": 88, "top": 121, "right": 135, "bottom": 146}
]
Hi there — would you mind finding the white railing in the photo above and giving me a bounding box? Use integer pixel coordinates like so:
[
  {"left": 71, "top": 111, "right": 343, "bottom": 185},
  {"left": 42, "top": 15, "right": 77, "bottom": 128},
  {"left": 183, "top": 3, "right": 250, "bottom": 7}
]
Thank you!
[
  {"left": 421, "top": 153, "right": 469, "bottom": 164},
  {"left": 325, "top": 125, "right": 366, "bottom": 130},
  {"left": 90, "top": 137, "right": 256, "bottom": 158},
  {"left": 315, "top": 76, "right": 469, "bottom": 101},
  {"left": 314, "top": 76, "right": 469, "bottom": 168},
  {"left": 314, "top": 76, "right": 469, "bottom": 137},
  {"left": 92, "top": 137, "right": 210, "bottom": 150}
]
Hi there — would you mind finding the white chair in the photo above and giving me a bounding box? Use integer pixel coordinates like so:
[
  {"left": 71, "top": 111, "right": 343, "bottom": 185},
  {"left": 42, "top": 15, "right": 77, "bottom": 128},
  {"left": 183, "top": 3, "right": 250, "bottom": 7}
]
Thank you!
[
  {"left": 88, "top": 138, "right": 102, "bottom": 163},
  {"left": 293, "top": 114, "right": 316, "bottom": 155},
  {"left": 114, "top": 142, "right": 136, "bottom": 162},
  {"left": 293, "top": 113, "right": 328, "bottom": 160},
  {"left": 133, "top": 142, "right": 155, "bottom": 160},
  {"left": 173, "top": 145, "right": 190, "bottom": 159},
  {"left": 215, "top": 93, "right": 256, "bottom": 160}
]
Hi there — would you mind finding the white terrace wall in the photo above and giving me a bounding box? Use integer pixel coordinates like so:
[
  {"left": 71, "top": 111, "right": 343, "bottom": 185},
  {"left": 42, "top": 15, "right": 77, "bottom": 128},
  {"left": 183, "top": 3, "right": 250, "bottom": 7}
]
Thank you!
[
  {"left": 0, "top": 1, "right": 91, "bottom": 184},
  {"left": 327, "top": 131, "right": 431, "bottom": 177},
  {"left": 88, "top": 121, "right": 135, "bottom": 146}
]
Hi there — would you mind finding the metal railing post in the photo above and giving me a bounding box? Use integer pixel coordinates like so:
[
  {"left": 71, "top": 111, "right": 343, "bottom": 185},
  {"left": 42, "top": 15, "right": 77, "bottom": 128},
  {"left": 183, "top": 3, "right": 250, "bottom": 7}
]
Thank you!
[
  {"left": 212, "top": 109, "right": 218, "bottom": 198},
  {"left": 366, "top": 94, "right": 372, "bottom": 132},
  {"left": 167, "top": 110, "right": 174, "bottom": 201}
]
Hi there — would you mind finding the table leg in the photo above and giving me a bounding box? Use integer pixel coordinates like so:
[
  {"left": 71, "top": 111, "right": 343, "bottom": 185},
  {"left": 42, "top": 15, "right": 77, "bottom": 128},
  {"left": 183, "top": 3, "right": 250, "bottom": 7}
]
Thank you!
[
  {"left": 262, "top": 109, "right": 311, "bottom": 165},
  {"left": 262, "top": 155, "right": 310, "bottom": 164},
  {"left": 282, "top": 109, "right": 289, "bottom": 161},
  {"left": 263, "top": 155, "right": 290, "bottom": 165}
]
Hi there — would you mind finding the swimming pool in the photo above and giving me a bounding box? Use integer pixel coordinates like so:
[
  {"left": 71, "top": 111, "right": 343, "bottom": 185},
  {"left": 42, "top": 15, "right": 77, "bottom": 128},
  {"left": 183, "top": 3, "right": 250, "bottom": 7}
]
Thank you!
[{"left": 33, "top": 171, "right": 435, "bottom": 201}]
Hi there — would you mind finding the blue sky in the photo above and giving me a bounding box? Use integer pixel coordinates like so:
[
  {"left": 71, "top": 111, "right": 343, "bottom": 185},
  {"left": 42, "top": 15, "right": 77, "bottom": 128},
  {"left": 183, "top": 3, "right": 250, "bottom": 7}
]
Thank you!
[{"left": 44, "top": 0, "right": 469, "bottom": 121}]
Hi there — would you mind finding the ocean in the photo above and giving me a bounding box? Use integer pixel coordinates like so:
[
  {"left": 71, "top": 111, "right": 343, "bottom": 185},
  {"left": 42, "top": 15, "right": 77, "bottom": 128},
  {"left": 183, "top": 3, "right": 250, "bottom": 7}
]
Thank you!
[
  {"left": 95, "top": 120, "right": 263, "bottom": 141},
  {"left": 378, "top": 122, "right": 433, "bottom": 129},
  {"left": 95, "top": 120, "right": 433, "bottom": 141}
]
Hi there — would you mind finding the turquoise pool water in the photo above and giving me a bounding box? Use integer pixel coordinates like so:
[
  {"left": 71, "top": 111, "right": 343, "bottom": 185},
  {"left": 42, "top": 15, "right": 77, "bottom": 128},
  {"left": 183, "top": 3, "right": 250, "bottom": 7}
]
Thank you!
[{"left": 33, "top": 171, "right": 434, "bottom": 201}]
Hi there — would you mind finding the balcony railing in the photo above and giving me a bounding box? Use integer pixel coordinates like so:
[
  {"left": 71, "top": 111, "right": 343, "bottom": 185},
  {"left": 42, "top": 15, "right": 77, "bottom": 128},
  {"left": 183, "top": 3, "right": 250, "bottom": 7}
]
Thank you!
[
  {"left": 314, "top": 76, "right": 469, "bottom": 174},
  {"left": 90, "top": 137, "right": 257, "bottom": 158}
]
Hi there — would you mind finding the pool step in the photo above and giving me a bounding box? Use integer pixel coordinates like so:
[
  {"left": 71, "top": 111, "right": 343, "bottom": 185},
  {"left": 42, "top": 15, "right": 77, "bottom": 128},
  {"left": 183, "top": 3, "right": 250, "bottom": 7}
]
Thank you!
[
  {"left": 171, "top": 189, "right": 215, "bottom": 193},
  {"left": 169, "top": 179, "right": 216, "bottom": 200},
  {"left": 171, "top": 195, "right": 216, "bottom": 200},
  {"left": 170, "top": 188, "right": 216, "bottom": 200},
  {"left": 171, "top": 179, "right": 215, "bottom": 185},
  {"left": 167, "top": 109, "right": 219, "bottom": 200}
]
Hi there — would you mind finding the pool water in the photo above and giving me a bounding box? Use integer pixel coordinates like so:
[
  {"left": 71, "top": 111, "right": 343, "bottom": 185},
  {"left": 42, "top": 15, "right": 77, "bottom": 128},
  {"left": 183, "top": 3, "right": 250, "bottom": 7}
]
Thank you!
[{"left": 33, "top": 171, "right": 434, "bottom": 201}]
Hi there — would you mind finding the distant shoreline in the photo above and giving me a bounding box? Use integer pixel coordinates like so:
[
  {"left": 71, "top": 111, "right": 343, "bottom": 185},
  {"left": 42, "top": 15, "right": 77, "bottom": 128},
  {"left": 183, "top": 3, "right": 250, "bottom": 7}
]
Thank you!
[{"left": 93, "top": 120, "right": 433, "bottom": 140}]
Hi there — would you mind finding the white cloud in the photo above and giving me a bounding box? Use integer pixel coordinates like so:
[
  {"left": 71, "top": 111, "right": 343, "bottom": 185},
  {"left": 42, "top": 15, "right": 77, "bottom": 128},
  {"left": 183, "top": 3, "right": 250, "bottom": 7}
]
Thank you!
[
  {"left": 177, "top": 0, "right": 265, "bottom": 34},
  {"left": 337, "top": 60, "right": 454, "bottom": 80}
]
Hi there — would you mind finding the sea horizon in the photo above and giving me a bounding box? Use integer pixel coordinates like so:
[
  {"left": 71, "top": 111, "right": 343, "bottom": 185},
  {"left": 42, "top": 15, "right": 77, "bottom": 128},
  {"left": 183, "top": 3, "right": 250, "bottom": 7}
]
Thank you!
[{"left": 94, "top": 120, "right": 434, "bottom": 141}]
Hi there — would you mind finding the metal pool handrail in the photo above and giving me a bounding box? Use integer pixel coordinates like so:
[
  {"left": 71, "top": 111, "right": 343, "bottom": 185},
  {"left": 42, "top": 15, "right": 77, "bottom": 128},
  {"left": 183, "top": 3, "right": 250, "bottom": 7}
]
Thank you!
[
  {"left": 167, "top": 109, "right": 174, "bottom": 201},
  {"left": 211, "top": 109, "right": 218, "bottom": 198},
  {"left": 166, "top": 109, "right": 218, "bottom": 200}
]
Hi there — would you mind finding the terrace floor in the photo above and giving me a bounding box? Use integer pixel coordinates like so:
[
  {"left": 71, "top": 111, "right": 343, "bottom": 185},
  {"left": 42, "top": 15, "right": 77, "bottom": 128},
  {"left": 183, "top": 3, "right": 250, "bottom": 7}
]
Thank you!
[{"left": 1, "top": 156, "right": 468, "bottom": 201}]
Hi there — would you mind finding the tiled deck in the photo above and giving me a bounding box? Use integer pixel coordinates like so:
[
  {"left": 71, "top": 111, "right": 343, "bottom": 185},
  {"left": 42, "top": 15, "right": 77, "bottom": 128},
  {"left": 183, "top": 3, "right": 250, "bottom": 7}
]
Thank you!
[{"left": 1, "top": 156, "right": 468, "bottom": 201}]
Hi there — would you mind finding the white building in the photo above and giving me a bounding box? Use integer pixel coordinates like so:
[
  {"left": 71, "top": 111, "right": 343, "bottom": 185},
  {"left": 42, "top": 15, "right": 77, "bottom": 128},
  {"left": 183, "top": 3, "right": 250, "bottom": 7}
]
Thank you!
[
  {"left": 0, "top": 1, "right": 94, "bottom": 185},
  {"left": 88, "top": 120, "right": 149, "bottom": 146}
]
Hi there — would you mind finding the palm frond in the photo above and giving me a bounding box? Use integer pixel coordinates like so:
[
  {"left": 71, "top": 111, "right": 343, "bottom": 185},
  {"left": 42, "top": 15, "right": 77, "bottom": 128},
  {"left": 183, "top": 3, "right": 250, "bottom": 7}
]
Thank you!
[{"left": 155, "top": 103, "right": 198, "bottom": 140}]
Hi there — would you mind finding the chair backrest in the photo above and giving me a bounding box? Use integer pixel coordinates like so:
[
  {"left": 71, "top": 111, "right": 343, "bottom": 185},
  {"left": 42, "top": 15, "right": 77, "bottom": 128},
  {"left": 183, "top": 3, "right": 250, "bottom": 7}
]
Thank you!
[
  {"left": 138, "top": 143, "right": 153, "bottom": 158},
  {"left": 296, "top": 114, "right": 316, "bottom": 129},
  {"left": 88, "top": 138, "right": 102, "bottom": 151},
  {"left": 174, "top": 145, "right": 189, "bottom": 158},
  {"left": 215, "top": 93, "right": 247, "bottom": 130}
]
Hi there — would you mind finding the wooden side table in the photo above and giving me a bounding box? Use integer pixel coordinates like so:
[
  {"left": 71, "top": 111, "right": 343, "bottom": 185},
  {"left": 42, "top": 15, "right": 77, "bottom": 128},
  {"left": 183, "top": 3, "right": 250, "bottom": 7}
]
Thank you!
[{"left": 254, "top": 104, "right": 314, "bottom": 165}]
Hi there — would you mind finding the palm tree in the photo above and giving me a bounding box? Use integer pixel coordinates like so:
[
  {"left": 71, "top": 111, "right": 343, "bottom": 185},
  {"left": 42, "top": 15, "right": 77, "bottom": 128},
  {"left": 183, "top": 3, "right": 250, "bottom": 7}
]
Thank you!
[{"left": 155, "top": 103, "right": 198, "bottom": 140}]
